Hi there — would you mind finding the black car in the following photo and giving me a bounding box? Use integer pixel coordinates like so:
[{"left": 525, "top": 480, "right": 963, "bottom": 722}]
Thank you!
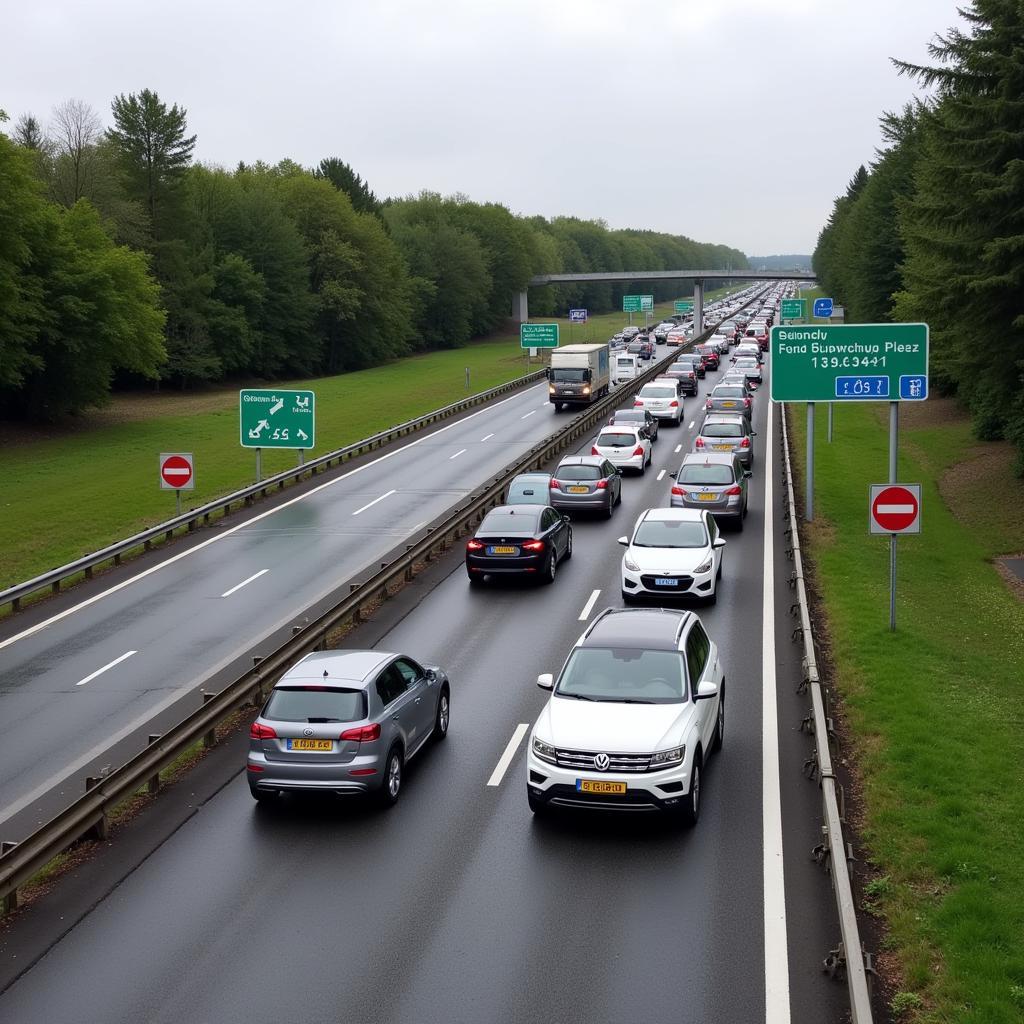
[
  {"left": 466, "top": 505, "right": 572, "bottom": 585},
  {"left": 662, "top": 359, "right": 700, "bottom": 394},
  {"left": 608, "top": 407, "right": 659, "bottom": 442},
  {"left": 674, "top": 353, "right": 705, "bottom": 380}
]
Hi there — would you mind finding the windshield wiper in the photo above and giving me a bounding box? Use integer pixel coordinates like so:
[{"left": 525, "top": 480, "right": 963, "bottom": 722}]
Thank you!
[
  {"left": 556, "top": 692, "right": 596, "bottom": 701},
  {"left": 609, "top": 698, "right": 656, "bottom": 704}
]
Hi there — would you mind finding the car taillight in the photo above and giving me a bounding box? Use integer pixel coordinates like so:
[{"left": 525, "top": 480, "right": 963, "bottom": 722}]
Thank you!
[
  {"left": 466, "top": 539, "right": 484, "bottom": 551},
  {"left": 725, "top": 485, "right": 743, "bottom": 495},
  {"left": 634, "top": 400, "right": 643, "bottom": 407},
  {"left": 688, "top": 372, "right": 695, "bottom": 379},
  {"left": 591, "top": 446, "right": 600, "bottom": 455},
  {"left": 695, "top": 437, "right": 705, "bottom": 447},
  {"left": 340, "top": 723, "right": 382, "bottom": 742},
  {"left": 549, "top": 479, "right": 561, "bottom": 489},
  {"left": 522, "top": 540, "right": 545, "bottom": 552},
  {"left": 633, "top": 446, "right": 645, "bottom": 456},
  {"left": 669, "top": 400, "right": 679, "bottom": 407},
  {"left": 740, "top": 437, "right": 751, "bottom": 448},
  {"left": 596, "top": 479, "right": 608, "bottom": 489},
  {"left": 744, "top": 398, "right": 752, "bottom": 407},
  {"left": 250, "top": 722, "right": 276, "bottom": 740},
  {"left": 671, "top": 485, "right": 686, "bottom": 496}
]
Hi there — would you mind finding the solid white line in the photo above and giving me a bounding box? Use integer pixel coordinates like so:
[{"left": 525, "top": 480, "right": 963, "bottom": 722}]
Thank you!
[
  {"left": 877, "top": 504, "right": 913, "bottom": 514},
  {"left": 449, "top": 449, "right": 467, "bottom": 460},
  {"left": 351, "top": 489, "right": 397, "bottom": 516},
  {"left": 220, "top": 569, "right": 269, "bottom": 598},
  {"left": 578, "top": 589, "right": 601, "bottom": 621},
  {"left": 521, "top": 409, "right": 537, "bottom": 420},
  {"left": 480, "top": 433, "right": 494, "bottom": 442},
  {"left": 75, "top": 650, "right": 137, "bottom": 687},
  {"left": 486, "top": 724, "right": 529, "bottom": 787},
  {"left": 674, "top": 444, "right": 683, "bottom": 453},
  {"left": 0, "top": 383, "right": 545, "bottom": 653},
  {"left": 762, "top": 400, "right": 791, "bottom": 1021}
]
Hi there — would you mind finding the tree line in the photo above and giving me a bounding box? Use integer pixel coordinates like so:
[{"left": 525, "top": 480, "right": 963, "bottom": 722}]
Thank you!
[
  {"left": 813, "top": 0, "right": 1024, "bottom": 472},
  {"left": 0, "top": 95, "right": 747, "bottom": 420}
]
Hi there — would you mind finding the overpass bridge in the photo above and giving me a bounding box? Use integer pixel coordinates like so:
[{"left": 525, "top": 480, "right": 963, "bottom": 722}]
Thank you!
[{"left": 516, "top": 269, "right": 817, "bottom": 335}]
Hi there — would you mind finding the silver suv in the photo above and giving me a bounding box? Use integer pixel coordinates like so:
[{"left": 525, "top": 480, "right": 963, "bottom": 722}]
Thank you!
[{"left": 247, "top": 650, "right": 450, "bottom": 806}]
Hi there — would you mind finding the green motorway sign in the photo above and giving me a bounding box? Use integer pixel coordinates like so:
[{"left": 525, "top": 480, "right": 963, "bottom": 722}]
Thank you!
[
  {"left": 674, "top": 300, "right": 694, "bottom": 313},
  {"left": 623, "top": 294, "right": 654, "bottom": 313},
  {"left": 520, "top": 323, "right": 559, "bottom": 349},
  {"left": 239, "top": 389, "right": 316, "bottom": 448},
  {"left": 770, "top": 323, "right": 929, "bottom": 403},
  {"left": 780, "top": 298, "right": 805, "bottom": 320}
]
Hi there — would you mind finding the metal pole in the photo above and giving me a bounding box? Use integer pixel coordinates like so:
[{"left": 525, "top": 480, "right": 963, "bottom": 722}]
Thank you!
[
  {"left": 890, "top": 534, "right": 897, "bottom": 632},
  {"left": 256, "top": 448, "right": 262, "bottom": 483},
  {"left": 827, "top": 402, "right": 833, "bottom": 443},
  {"left": 298, "top": 449, "right": 304, "bottom": 468},
  {"left": 176, "top": 489, "right": 181, "bottom": 517},
  {"left": 889, "top": 400, "right": 898, "bottom": 631},
  {"left": 806, "top": 402, "right": 815, "bottom": 522},
  {"left": 465, "top": 366, "right": 470, "bottom": 390}
]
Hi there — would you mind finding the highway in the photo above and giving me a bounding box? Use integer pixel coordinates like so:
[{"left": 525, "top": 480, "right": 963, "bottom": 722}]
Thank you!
[{"left": 0, "top": 324, "right": 852, "bottom": 1023}]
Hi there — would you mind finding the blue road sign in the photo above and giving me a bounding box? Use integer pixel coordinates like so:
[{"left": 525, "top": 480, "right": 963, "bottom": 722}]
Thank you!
[
  {"left": 898, "top": 374, "right": 928, "bottom": 400},
  {"left": 835, "top": 375, "right": 890, "bottom": 399},
  {"left": 568, "top": 309, "right": 588, "bottom": 324},
  {"left": 813, "top": 297, "right": 834, "bottom": 318}
]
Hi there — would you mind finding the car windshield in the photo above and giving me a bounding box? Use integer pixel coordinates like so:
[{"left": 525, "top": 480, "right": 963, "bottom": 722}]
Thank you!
[
  {"left": 713, "top": 387, "right": 746, "bottom": 398},
  {"left": 480, "top": 510, "right": 541, "bottom": 532},
  {"left": 556, "top": 647, "right": 687, "bottom": 704},
  {"left": 632, "top": 518, "right": 708, "bottom": 548},
  {"left": 598, "top": 433, "right": 636, "bottom": 447},
  {"left": 264, "top": 687, "right": 367, "bottom": 723},
  {"left": 735, "top": 359, "right": 758, "bottom": 368},
  {"left": 627, "top": 343, "right": 644, "bottom": 353},
  {"left": 678, "top": 464, "right": 735, "bottom": 484},
  {"left": 641, "top": 387, "right": 675, "bottom": 398},
  {"left": 702, "top": 422, "right": 744, "bottom": 438},
  {"left": 551, "top": 368, "right": 586, "bottom": 382},
  {"left": 557, "top": 464, "right": 602, "bottom": 481}
]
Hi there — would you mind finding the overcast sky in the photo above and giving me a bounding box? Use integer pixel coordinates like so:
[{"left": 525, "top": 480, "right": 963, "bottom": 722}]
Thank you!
[{"left": 4, "top": 0, "right": 964, "bottom": 256}]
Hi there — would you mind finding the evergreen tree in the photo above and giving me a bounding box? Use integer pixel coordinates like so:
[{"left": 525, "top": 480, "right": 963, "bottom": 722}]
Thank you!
[{"left": 314, "top": 157, "right": 381, "bottom": 216}]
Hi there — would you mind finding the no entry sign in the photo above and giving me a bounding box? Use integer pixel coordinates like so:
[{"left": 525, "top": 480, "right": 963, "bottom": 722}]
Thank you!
[
  {"left": 869, "top": 484, "right": 920, "bottom": 534},
  {"left": 160, "top": 453, "right": 195, "bottom": 491}
]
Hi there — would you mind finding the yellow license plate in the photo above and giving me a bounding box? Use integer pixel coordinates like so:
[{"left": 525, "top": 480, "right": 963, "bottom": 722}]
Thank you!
[
  {"left": 578, "top": 779, "right": 627, "bottom": 795},
  {"left": 492, "top": 545, "right": 517, "bottom": 554},
  {"left": 713, "top": 444, "right": 732, "bottom": 451},
  {"left": 722, "top": 401, "right": 737, "bottom": 407},
  {"left": 288, "top": 739, "right": 333, "bottom": 751},
  {"left": 567, "top": 486, "right": 588, "bottom": 493},
  {"left": 697, "top": 492, "right": 718, "bottom": 501}
]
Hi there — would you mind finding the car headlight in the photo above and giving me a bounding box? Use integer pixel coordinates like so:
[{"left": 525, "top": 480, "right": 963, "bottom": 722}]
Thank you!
[
  {"left": 694, "top": 556, "right": 714, "bottom": 574},
  {"left": 548, "top": 385, "right": 556, "bottom": 393},
  {"left": 532, "top": 737, "right": 557, "bottom": 764},
  {"left": 623, "top": 555, "right": 640, "bottom": 572},
  {"left": 650, "top": 745, "right": 685, "bottom": 768}
]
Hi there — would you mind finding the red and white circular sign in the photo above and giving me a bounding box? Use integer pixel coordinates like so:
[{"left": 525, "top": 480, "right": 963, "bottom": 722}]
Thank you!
[
  {"left": 160, "top": 453, "right": 194, "bottom": 490},
  {"left": 871, "top": 485, "right": 918, "bottom": 532}
]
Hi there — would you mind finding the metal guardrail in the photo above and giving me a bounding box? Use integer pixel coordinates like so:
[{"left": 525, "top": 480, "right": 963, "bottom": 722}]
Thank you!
[
  {"left": 0, "top": 290, "right": 771, "bottom": 915},
  {"left": 0, "top": 370, "right": 549, "bottom": 613},
  {"left": 780, "top": 404, "right": 874, "bottom": 1023}
]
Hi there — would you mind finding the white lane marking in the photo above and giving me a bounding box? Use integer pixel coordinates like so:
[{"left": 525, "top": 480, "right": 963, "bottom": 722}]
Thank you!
[
  {"left": 674, "top": 444, "right": 683, "bottom": 453},
  {"left": 877, "top": 504, "right": 913, "bottom": 514},
  {"left": 762, "top": 399, "right": 791, "bottom": 1021},
  {"left": 351, "top": 489, "right": 397, "bottom": 516},
  {"left": 539, "top": 402, "right": 549, "bottom": 408},
  {"left": 220, "top": 569, "right": 269, "bottom": 598},
  {"left": 578, "top": 589, "right": 601, "bottom": 621},
  {"left": 521, "top": 409, "right": 537, "bottom": 420},
  {"left": 75, "top": 650, "right": 136, "bottom": 687},
  {"left": 480, "top": 433, "right": 494, "bottom": 442},
  {"left": 487, "top": 724, "right": 530, "bottom": 787},
  {"left": 688, "top": 420, "right": 695, "bottom": 429},
  {"left": 449, "top": 449, "right": 467, "bottom": 460},
  {"left": 0, "top": 383, "right": 546, "bottom": 653},
  {"left": 656, "top": 469, "right": 667, "bottom": 481}
]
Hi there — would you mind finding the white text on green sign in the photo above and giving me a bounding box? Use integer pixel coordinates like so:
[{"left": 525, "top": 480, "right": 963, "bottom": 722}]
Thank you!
[
  {"left": 239, "top": 389, "right": 316, "bottom": 448},
  {"left": 674, "top": 300, "right": 694, "bottom": 313},
  {"left": 520, "top": 323, "right": 559, "bottom": 349},
  {"left": 623, "top": 295, "right": 654, "bottom": 313}
]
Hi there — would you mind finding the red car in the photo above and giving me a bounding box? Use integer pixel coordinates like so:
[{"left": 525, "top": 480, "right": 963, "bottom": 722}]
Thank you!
[{"left": 694, "top": 344, "right": 720, "bottom": 370}]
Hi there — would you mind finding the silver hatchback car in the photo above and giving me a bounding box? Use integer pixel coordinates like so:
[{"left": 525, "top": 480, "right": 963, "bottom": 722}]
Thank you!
[
  {"left": 693, "top": 414, "right": 756, "bottom": 469},
  {"left": 247, "top": 649, "right": 450, "bottom": 806},
  {"left": 670, "top": 452, "right": 751, "bottom": 528}
]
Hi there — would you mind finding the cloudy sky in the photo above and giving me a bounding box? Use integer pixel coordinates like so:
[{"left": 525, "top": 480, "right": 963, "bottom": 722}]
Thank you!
[{"left": 4, "top": 0, "right": 964, "bottom": 256}]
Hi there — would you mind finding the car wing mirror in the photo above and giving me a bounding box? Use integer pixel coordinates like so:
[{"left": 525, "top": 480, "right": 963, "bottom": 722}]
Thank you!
[
  {"left": 537, "top": 673, "right": 554, "bottom": 690},
  {"left": 695, "top": 679, "right": 719, "bottom": 701},
  {"left": 617, "top": 536, "right": 629, "bottom": 546},
  {"left": 713, "top": 537, "right": 726, "bottom": 548}
]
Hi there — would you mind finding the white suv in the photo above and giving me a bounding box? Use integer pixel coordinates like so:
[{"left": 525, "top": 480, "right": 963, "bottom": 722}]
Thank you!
[{"left": 527, "top": 607, "right": 725, "bottom": 824}]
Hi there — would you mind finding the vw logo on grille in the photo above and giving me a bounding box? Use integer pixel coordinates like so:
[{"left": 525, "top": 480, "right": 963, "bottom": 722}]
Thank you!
[
  {"left": 593, "top": 753, "right": 610, "bottom": 771},
  {"left": 302, "top": 727, "right": 314, "bottom": 737}
]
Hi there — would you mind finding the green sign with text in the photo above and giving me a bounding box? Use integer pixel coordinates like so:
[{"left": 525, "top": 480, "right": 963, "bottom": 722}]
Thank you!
[
  {"left": 520, "top": 323, "right": 559, "bottom": 349},
  {"left": 673, "top": 300, "right": 694, "bottom": 313},
  {"left": 780, "top": 298, "right": 805, "bottom": 320},
  {"left": 623, "top": 294, "right": 654, "bottom": 313},
  {"left": 770, "top": 323, "right": 929, "bottom": 402},
  {"left": 239, "top": 389, "right": 316, "bottom": 448}
]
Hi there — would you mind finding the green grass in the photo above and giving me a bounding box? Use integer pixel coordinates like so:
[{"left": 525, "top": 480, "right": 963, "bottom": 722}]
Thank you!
[
  {"left": 1, "top": 284, "right": 748, "bottom": 589},
  {"left": 790, "top": 396, "right": 1024, "bottom": 1022}
]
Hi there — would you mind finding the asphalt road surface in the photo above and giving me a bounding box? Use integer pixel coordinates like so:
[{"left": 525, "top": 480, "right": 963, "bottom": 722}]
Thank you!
[{"left": 0, "top": 347, "right": 853, "bottom": 1023}]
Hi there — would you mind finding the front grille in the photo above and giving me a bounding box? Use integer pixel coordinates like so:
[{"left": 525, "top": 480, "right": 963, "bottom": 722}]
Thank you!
[
  {"left": 555, "top": 748, "right": 651, "bottom": 773},
  {"left": 639, "top": 574, "right": 694, "bottom": 590}
]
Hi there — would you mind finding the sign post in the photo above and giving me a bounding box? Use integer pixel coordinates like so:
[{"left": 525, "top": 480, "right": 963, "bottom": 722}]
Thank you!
[
  {"left": 159, "top": 452, "right": 194, "bottom": 517},
  {"left": 869, "top": 482, "right": 922, "bottom": 631}
]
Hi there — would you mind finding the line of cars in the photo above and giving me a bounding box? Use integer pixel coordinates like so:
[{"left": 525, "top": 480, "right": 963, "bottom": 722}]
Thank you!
[{"left": 244, "top": 284, "right": 796, "bottom": 821}]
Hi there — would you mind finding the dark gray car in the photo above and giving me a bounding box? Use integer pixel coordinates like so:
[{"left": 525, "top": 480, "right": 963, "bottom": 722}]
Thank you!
[
  {"left": 704, "top": 382, "right": 754, "bottom": 422},
  {"left": 693, "top": 414, "right": 756, "bottom": 469},
  {"left": 550, "top": 455, "right": 622, "bottom": 517},
  {"left": 247, "top": 650, "right": 450, "bottom": 806},
  {"left": 670, "top": 452, "right": 751, "bottom": 528}
]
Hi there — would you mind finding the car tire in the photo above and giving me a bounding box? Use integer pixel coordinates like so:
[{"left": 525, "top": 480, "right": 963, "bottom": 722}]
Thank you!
[
  {"left": 605, "top": 498, "right": 614, "bottom": 519},
  {"left": 433, "top": 687, "right": 450, "bottom": 741},
  {"left": 544, "top": 550, "right": 557, "bottom": 585},
  {"left": 615, "top": 485, "right": 622, "bottom": 506},
  {"left": 678, "top": 755, "right": 701, "bottom": 827},
  {"left": 378, "top": 746, "right": 403, "bottom": 807},
  {"left": 712, "top": 687, "right": 724, "bottom": 752}
]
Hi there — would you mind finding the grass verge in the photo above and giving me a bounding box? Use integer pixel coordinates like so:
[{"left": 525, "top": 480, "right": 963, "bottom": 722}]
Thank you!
[
  {"left": 0, "top": 284, "right": 746, "bottom": 589},
  {"left": 790, "top": 395, "right": 1024, "bottom": 1023}
]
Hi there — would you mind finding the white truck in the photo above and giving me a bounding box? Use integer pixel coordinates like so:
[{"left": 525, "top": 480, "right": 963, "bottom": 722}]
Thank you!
[
  {"left": 612, "top": 352, "right": 641, "bottom": 385},
  {"left": 547, "top": 344, "right": 611, "bottom": 410}
]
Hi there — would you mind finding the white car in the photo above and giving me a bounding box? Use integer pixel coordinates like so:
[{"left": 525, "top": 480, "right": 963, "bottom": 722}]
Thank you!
[
  {"left": 592, "top": 426, "right": 652, "bottom": 474},
  {"left": 618, "top": 508, "right": 725, "bottom": 605},
  {"left": 634, "top": 381, "right": 683, "bottom": 426},
  {"left": 527, "top": 606, "right": 725, "bottom": 823}
]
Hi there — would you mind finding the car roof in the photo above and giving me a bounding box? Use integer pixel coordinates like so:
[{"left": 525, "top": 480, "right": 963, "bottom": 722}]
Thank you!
[
  {"left": 639, "top": 507, "right": 705, "bottom": 524},
  {"left": 679, "top": 451, "right": 737, "bottom": 466},
  {"left": 511, "top": 472, "right": 551, "bottom": 481},
  {"left": 582, "top": 607, "right": 694, "bottom": 651},
  {"left": 279, "top": 649, "right": 393, "bottom": 688},
  {"left": 702, "top": 414, "right": 749, "bottom": 425}
]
